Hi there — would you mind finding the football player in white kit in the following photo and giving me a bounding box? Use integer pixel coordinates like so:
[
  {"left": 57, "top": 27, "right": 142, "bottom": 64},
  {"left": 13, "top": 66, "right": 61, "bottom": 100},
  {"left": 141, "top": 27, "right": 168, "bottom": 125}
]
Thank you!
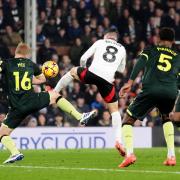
[{"left": 55, "top": 27, "right": 126, "bottom": 156}]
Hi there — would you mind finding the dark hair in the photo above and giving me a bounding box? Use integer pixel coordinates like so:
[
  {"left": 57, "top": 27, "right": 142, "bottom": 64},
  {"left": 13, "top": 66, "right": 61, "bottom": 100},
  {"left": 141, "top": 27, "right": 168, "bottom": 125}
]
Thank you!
[
  {"left": 159, "top": 27, "right": 175, "bottom": 41},
  {"left": 104, "top": 26, "right": 119, "bottom": 39}
]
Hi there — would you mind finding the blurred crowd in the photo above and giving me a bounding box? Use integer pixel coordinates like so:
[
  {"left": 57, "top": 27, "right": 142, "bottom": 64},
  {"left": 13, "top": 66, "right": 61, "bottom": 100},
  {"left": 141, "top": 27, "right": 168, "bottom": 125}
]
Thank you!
[{"left": 0, "top": 0, "right": 180, "bottom": 127}]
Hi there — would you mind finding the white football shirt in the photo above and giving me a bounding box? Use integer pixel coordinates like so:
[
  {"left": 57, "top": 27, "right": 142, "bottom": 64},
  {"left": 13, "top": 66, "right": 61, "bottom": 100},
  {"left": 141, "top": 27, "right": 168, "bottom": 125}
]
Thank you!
[{"left": 80, "top": 39, "right": 126, "bottom": 83}]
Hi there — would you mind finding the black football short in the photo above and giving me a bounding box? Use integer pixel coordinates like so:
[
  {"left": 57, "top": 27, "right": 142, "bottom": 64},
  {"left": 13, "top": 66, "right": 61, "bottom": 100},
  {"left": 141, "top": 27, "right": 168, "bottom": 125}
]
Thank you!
[
  {"left": 77, "top": 67, "right": 117, "bottom": 103},
  {"left": 3, "top": 92, "right": 50, "bottom": 129},
  {"left": 127, "top": 90, "right": 176, "bottom": 120}
]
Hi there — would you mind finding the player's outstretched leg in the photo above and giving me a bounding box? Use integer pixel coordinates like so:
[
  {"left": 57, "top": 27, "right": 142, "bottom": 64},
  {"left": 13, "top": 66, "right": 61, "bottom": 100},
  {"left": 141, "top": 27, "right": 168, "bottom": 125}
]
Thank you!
[
  {"left": 0, "top": 124, "right": 24, "bottom": 164},
  {"left": 50, "top": 92, "right": 96, "bottom": 124},
  {"left": 56, "top": 96, "right": 96, "bottom": 123},
  {"left": 119, "top": 114, "right": 136, "bottom": 168},
  {"left": 162, "top": 120, "right": 176, "bottom": 166},
  {"left": 107, "top": 102, "right": 125, "bottom": 157}
]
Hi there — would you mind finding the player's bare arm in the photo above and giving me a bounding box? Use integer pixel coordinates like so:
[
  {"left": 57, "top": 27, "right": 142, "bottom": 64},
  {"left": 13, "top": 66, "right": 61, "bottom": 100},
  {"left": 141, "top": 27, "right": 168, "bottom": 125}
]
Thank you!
[{"left": 32, "top": 73, "right": 46, "bottom": 85}]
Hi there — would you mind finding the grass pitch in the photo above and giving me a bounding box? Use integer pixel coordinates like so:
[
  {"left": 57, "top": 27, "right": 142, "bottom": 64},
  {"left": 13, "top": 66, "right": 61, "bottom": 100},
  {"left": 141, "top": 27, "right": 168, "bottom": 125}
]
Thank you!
[{"left": 0, "top": 148, "right": 180, "bottom": 180}]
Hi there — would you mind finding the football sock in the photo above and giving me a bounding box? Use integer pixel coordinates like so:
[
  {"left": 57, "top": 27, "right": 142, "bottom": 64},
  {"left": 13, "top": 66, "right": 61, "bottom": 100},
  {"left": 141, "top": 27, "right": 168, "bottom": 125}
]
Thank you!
[
  {"left": 163, "top": 121, "right": 175, "bottom": 158},
  {"left": 111, "top": 112, "right": 122, "bottom": 144},
  {"left": 56, "top": 97, "right": 82, "bottom": 120},
  {"left": 122, "top": 124, "right": 133, "bottom": 156},
  {"left": 1, "top": 136, "right": 20, "bottom": 155},
  {"left": 54, "top": 72, "right": 74, "bottom": 92}
]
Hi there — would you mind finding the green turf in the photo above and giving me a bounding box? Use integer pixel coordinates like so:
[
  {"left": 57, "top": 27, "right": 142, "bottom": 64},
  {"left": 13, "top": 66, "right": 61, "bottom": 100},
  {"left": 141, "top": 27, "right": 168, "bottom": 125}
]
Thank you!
[{"left": 0, "top": 148, "right": 180, "bottom": 180}]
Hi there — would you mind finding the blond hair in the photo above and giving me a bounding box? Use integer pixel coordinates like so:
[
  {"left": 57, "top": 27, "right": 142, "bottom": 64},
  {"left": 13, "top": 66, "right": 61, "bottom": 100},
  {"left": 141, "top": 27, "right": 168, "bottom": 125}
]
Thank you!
[{"left": 15, "top": 42, "right": 31, "bottom": 56}]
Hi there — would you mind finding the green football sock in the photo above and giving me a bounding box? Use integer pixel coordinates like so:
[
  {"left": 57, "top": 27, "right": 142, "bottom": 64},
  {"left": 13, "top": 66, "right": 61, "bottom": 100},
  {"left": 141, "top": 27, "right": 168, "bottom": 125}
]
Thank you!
[
  {"left": 122, "top": 125, "right": 133, "bottom": 156},
  {"left": 56, "top": 97, "right": 82, "bottom": 120},
  {"left": 1, "top": 136, "right": 20, "bottom": 155},
  {"left": 163, "top": 121, "right": 175, "bottom": 157}
]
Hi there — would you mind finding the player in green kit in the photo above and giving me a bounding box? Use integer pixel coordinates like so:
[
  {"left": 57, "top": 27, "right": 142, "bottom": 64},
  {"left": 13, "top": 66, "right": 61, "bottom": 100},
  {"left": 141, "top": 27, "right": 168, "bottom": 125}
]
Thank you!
[
  {"left": 0, "top": 43, "right": 95, "bottom": 164},
  {"left": 119, "top": 28, "right": 180, "bottom": 168},
  {"left": 169, "top": 76, "right": 180, "bottom": 121}
]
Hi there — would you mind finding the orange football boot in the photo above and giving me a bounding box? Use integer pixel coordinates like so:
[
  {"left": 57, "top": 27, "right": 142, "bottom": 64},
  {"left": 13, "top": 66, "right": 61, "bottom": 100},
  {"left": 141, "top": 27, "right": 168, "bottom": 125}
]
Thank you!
[
  {"left": 118, "top": 154, "right": 137, "bottom": 168},
  {"left": 163, "top": 156, "right": 176, "bottom": 166}
]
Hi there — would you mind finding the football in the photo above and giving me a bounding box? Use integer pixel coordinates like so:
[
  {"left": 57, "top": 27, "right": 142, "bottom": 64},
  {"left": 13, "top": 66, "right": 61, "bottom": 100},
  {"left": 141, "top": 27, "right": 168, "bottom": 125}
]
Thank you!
[{"left": 42, "top": 61, "right": 59, "bottom": 78}]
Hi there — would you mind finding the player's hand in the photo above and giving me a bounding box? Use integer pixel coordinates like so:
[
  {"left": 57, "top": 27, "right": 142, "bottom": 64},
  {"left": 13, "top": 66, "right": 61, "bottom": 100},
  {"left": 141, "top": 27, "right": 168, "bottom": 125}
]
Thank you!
[
  {"left": 119, "top": 80, "right": 133, "bottom": 98},
  {"left": 119, "top": 84, "right": 131, "bottom": 97}
]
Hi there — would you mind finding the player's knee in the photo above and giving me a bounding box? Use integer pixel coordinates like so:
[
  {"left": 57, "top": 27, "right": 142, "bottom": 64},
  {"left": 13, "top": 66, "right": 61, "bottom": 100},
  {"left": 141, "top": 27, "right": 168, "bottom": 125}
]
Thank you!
[
  {"left": 70, "top": 67, "right": 76, "bottom": 76},
  {"left": 48, "top": 91, "right": 61, "bottom": 104},
  {"left": 170, "top": 112, "right": 180, "bottom": 121},
  {"left": 122, "top": 114, "right": 135, "bottom": 126},
  {"left": 0, "top": 125, "right": 11, "bottom": 137},
  {"left": 70, "top": 67, "right": 78, "bottom": 79},
  {"left": 107, "top": 101, "right": 118, "bottom": 113}
]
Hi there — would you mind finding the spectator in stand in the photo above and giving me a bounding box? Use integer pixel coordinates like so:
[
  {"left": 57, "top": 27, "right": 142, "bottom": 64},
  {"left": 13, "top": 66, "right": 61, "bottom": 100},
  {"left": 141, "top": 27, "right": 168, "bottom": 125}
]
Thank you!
[
  {"left": 2, "top": 25, "right": 22, "bottom": 46},
  {"left": 81, "top": 25, "right": 92, "bottom": 49},
  {"left": 76, "top": 96, "right": 90, "bottom": 113},
  {"left": 80, "top": 10, "right": 91, "bottom": 27},
  {"left": 38, "top": 11, "right": 48, "bottom": 26},
  {"left": 69, "top": 80, "right": 85, "bottom": 101},
  {"left": 37, "top": 114, "right": 47, "bottom": 126},
  {"left": 0, "top": 40, "right": 11, "bottom": 58},
  {"left": 42, "top": 16, "right": 57, "bottom": 42},
  {"left": 144, "top": 0, "right": 156, "bottom": 22},
  {"left": 54, "top": 114, "right": 64, "bottom": 127},
  {"left": 54, "top": 8, "right": 66, "bottom": 29},
  {"left": 59, "top": 55, "right": 73, "bottom": 74},
  {"left": 44, "top": 0, "right": 54, "bottom": 18},
  {"left": 146, "top": 17, "right": 157, "bottom": 40},
  {"left": 91, "top": 93, "right": 106, "bottom": 114},
  {"left": 109, "top": 0, "right": 123, "bottom": 26},
  {"left": 118, "top": 8, "right": 130, "bottom": 36},
  {"left": 7, "top": 0, "right": 23, "bottom": 32},
  {"left": 174, "top": 13, "right": 180, "bottom": 40},
  {"left": 59, "top": 0, "right": 69, "bottom": 18},
  {"left": 27, "top": 117, "right": 38, "bottom": 128},
  {"left": 37, "top": 38, "right": 57, "bottom": 64},
  {"left": 96, "top": 25, "right": 104, "bottom": 39},
  {"left": 176, "top": 0, "right": 180, "bottom": 14},
  {"left": 69, "top": 37, "right": 84, "bottom": 66},
  {"left": 67, "top": 8, "right": 77, "bottom": 25},
  {"left": 125, "top": 17, "right": 136, "bottom": 43},
  {"left": 0, "top": 8, "right": 8, "bottom": 34},
  {"left": 84, "top": 85, "right": 98, "bottom": 105},
  {"left": 68, "top": 18, "right": 83, "bottom": 41},
  {"left": 89, "top": 17, "right": 98, "bottom": 33},
  {"left": 98, "top": 110, "right": 111, "bottom": 127},
  {"left": 102, "top": 16, "right": 111, "bottom": 31},
  {"left": 154, "top": 8, "right": 163, "bottom": 27},
  {"left": 97, "top": 6, "right": 107, "bottom": 24},
  {"left": 36, "top": 24, "right": 46, "bottom": 44},
  {"left": 77, "top": 0, "right": 86, "bottom": 25},
  {"left": 54, "top": 28, "right": 68, "bottom": 45}
]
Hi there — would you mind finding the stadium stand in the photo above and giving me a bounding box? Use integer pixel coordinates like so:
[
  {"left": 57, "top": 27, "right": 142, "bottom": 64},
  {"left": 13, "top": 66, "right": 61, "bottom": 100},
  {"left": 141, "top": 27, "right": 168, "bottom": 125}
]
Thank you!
[{"left": 0, "top": 0, "right": 180, "bottom": 127}]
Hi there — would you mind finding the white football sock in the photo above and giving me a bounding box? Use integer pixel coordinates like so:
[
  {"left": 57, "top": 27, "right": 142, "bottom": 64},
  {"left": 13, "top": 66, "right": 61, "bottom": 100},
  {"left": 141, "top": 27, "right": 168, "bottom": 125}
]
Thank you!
[
  {"left": 54, "top": 72, "right": 74, "bottom": 92},
  {"left": 111, "top": 111, "right": 122, "bottom": 144},
  {"left": 168, "top": 148, "right": 175, "bottom": 158}
]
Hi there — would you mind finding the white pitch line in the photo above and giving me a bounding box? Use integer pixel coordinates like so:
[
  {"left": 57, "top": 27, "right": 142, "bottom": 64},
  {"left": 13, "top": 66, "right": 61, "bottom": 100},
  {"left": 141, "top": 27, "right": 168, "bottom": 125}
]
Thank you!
[{"left": 0, "top": 165, "right": 180, "bottom": 175}]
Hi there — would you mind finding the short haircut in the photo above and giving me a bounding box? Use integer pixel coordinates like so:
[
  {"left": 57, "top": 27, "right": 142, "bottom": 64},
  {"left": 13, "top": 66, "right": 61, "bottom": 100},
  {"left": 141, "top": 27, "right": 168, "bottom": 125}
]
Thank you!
[
  {"left": 15, "top": 42, "right": 31, "bottom": 56},
  {"left": 159, "top": 27, "right": 175, "bottom": 41},
  {"left": 104, "top": 27, "right": 119, "bottom": 39}
]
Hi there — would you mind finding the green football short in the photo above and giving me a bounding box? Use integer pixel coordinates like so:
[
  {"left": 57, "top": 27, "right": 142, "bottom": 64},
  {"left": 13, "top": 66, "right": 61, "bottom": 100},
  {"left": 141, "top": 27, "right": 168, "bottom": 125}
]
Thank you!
[
  {"left": 175, "top": 94, "right": 180, "bottom": 112},
  {"left": 127, "top": 90, "right": 176, "bottom": 120},
  {"left": 3, "top": 92, "right": 50, "bottom": 129}
]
